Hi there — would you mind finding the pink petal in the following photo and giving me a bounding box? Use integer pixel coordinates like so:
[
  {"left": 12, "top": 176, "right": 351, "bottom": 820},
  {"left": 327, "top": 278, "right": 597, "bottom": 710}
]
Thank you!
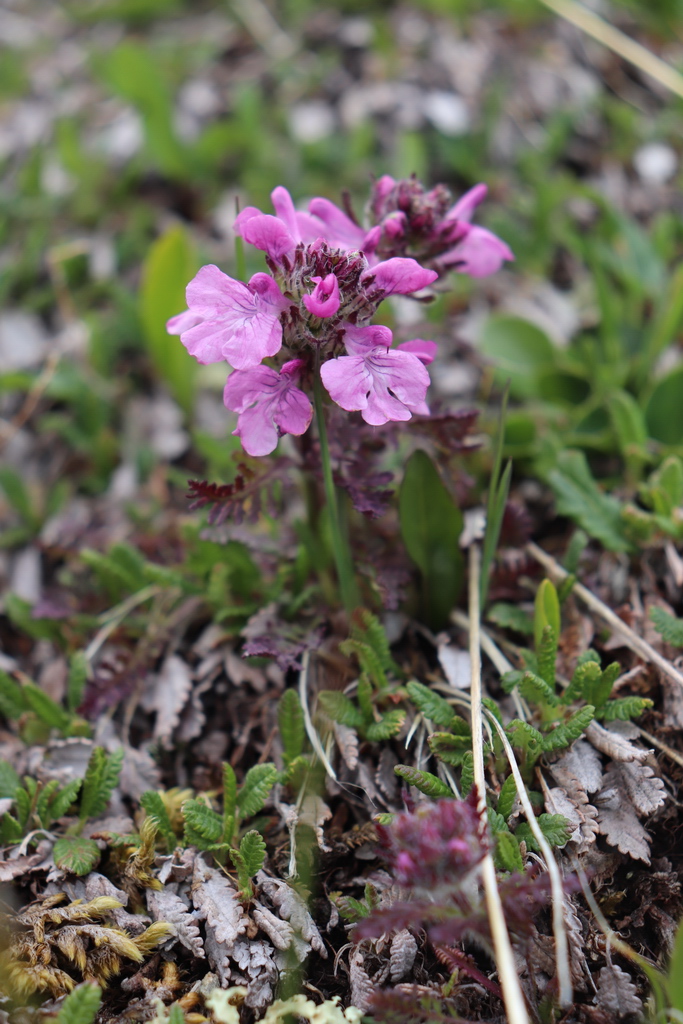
[
  {"left": 236, "top": 213, "right": 296, "bottom": 260},
  {"left": 223, "top": 363, "right": 312, "bottom": 457},
  {"left": 341, "top": 323, "right": 393, "bottom": 355},
  {"left": 232, "top": 402, "right": 280, "bottom": 456},
  {"left": 223, "top": 365, "right": 278, "bottom": 411},
  {"left": 362, "top": 257, "right": 438, "bottom": 296},
  {"left": 447, "top": 183, "right": 488, "bottom": 223},
  {"left": 272, "top": 381, "right": 312, "bottom": 437},
  {"left": 248, "top": 272, "right": 292, "bottom": 313},
  {"left": 320, "top": 355, "right": 371, "bottom": 412},
  {"left": 302, "top": 274, "right": 341, "bottom": 318},
  {"left": 186, "top": 265, "right": 251, "bottom": 315},
  {"left": 443, "top": 226, "right": 514, "bottom": 277},
  {"left": 308, "top": 197, "right": 367, "bottom": 250},
  {"left": 167, "top": 309, "right": 202, "bottom": 334},
  {"left": 396, "top": 339, "right": 437, "bottom": 365}
]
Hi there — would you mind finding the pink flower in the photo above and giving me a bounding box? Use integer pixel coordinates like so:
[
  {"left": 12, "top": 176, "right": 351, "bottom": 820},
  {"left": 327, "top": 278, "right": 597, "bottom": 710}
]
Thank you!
[
  {"left": 168, "top": 265, "right": 291, "bottom": 370},
  {"left": 320, "top": 324, "right": 432, "bottom": 425},
  {"left": 361, "top": 257, "right": 438, "bottom": 297},
  {"left": 234, "top": 186, "right": 325, "bottom": 261},
  {"left": 302, "top": 274, "right": 341, "bottom": 318},
  {"left": 441, "top": 225, "right": 514, "bottom": 278},
  {"left": 223, "top": 359, "right": 312, "bottom": 457},
  {"left": 307, "top": 196, "right": 370, "bottom": 252}
]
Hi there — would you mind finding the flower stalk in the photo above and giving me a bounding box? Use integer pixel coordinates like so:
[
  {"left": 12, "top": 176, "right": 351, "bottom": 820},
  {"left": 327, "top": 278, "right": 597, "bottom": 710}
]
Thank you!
[{"left": 313, "top": 354, "right": 358, "bottom": 615}]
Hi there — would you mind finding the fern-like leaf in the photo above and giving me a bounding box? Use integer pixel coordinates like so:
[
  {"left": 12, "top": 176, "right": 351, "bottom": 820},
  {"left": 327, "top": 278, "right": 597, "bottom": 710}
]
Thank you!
[
  {"left": 53, "top": 835, "right": 101, "bottom": 875},
  {"left": 514, "top": 814, "right": 572, "bottom": 852},
  {"left": 366, "top": 709, "right": 406, "bottom": 741},
  {"left": 236, "top": 763, "right": 278, "bottom": 819},
  {"left": 56, "top": 982, "right": 101, "bottom": 1024},
  {"left": 317, "top": 690, "right": 364, "bottom": 729},
  {"left": 505, "top": 720, "right": 545, "bottom": 762},
  {"left": 22, "top": 682, "right": 72, "bottom": 733},
  {"left": 599, "top": 696, "right": 653, "bottom": 721},
  {"left": 460, "top": 752, "right": 474, "bottom": 796},
  {"left": 79, "top": 747, "right": 123, "bottom": 821},
  {"left": 278, "top": 689, "right": 305, "bottom": 765},
  {"left": 48, "top": 778, "right": 83, "bottom": 823},
  {"left": 67, "top": 652, "right": 89, "bottom": 714},
  {"left": 237, "top": 829, "right": 266, "bottom": 877},
  {"left": 182, "top": 800, "right": 223, "bottom": 846},
  {"left": 140, "top": 790, "right": 177, "bottom": 852},
  {"left": 0, "top": 761, "right": 20, "bottom": 799},
  {"left": 222, "top": 762, "right": 238, "bottom": 837},
  {"left": 650, "top": 606, "right": 683, "bottom": 647},
  {"left": 0, "top": 670, "right": 28, "bottom": 720},
  {"left": 497, "top": 773, "right": 519, "bottom": 820},
  {"left": 542, "top": 705, "right": 595, "bottom": 751},
  {"left": 406, "top": 680, "right": 455, "bottom": 727},
  {"left": 428, "top": 728, "right": 471, "bottom": 767},
  {"left": 393, "top": 765, "right": 452, "bottom": 798},
  {"left": 536, "top": 624, "right": 558, "bottom": 689}
]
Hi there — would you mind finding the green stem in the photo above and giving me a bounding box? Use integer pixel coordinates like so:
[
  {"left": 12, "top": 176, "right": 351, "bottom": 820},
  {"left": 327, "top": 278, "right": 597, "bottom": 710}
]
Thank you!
[{"left": 312, "top": 357, "right": 358, "bottom": 615}]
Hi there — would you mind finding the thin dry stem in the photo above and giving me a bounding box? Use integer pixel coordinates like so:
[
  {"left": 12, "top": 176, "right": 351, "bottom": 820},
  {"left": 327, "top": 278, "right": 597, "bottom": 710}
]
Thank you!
[
  {"left": 468, "top": 545, "right": 530, "bottom": 1024},
  {"left": 526, "top": 541, "right": 683, "bottom": 689},
  {"left": 539, "top": 0, "right": 683, "bottom": 100},
  {"left": 299, "top": 650, "right": 337, "bottom": 781},
  {"left": 483, "top": 708, "right": 572, "bottom": 1008},
  {"left": 452, "top": 608, "right": 528, "bottom": 720}
]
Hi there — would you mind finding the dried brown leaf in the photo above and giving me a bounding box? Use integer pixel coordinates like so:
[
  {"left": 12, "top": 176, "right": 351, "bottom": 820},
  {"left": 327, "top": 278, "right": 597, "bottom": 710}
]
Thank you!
[
  {"left": 141, "top": 656, "right": 193, "bottom": 747},
  {"left": 389, "top": 929, "right": 417, "bottom": 982},
  {"left": 603, "top": 762, "right": 666, "bottom": 816},
  {"left": 585, "top": 721, "right": 648, "bottom": 763},
  {"left": 596, "top": 780, "right": 653, "bottom": 864},
  {"left": 191, "top": 859, "right": 248, "bottom": 952},
  {"left": 550, "top": 738, "right": 603, "bottom": 795},
  {"left": 543, "top": 785, "right": 598, "bottom": 851},
  {"left": 595, "top": 963, "right": 642, "bottom": 1018},
  {"left": 334, "top": 722, "right": 359, "bottom": 770},
  {"left": 349, "top": 945, "right": 375, "bottom": 1012},
  {"left": 230, "top": 938, "right": 277, "bottom": 1010},
  {"left": 147, "top": 889, "right": 204, "bottom": 958},
  {"left": 252, "top": 902, "right": 294, "bottom": 951},
  {"left": 256, "top": 872, "right": 326, "bottom": 959}
]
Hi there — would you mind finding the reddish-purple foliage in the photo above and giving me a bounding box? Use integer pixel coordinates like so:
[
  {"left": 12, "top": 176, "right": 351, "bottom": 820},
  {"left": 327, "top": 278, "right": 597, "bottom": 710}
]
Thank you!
[{"left": 186, "top": 459, "right": 289, "bottom": 525}]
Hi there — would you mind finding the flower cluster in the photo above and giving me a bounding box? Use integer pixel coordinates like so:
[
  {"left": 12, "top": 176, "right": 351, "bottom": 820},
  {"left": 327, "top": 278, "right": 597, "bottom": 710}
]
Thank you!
[
  {"left": 168, "top": 179, "right": 512, "bottom": 456},
  {"left": 375, "top": 795, "right": 488, "bottom": 894}
]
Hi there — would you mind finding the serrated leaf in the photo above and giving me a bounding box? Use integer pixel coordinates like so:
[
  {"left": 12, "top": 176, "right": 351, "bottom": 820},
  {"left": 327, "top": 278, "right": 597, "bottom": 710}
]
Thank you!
[
  {"left": 497, "top": 773, "right": 519, "bottom": 820},
  {"left": 514, "top": 814, "right": 571, "bottom": 852},
  {"left": 546, "top": 449, "right": 630, "bottom": 553},
  {"left": 0, "top": 669, "right": 28, "bottom": 720},
  {"left": 0, "top": 812, "right": 23, "bottom": 843},
  {"left": 428, "top": 729, "right": 471, "bottom": 767},
  {"left": 487, "top": 603, "right": 533, "bottom": 635},
  {"left": 516, "top": 670, "right": 559, "bottom": 708},
  {"left": 599, "top": 696, "right": 653, "bottom": 721},
  {"left": 340, "top": 637, "right": 388, "bottom": 691},
  {"left": 222, "top": 762, "right": 237, "bottom": 840},
  {"left": 56, "top": 982, "right": 102, "bottom": 1024},
  {"left": 79, "top": 746, "right": 123, "bottom": 821},
  {"left": 460, "top": 752, "right": 474, "bottom": 797},
  {"left": 393, "top": 765, "right": 452, "bottom": 798},
  {"left": 238, "top": 829, "right": 266, "bottom": 877},
  {"left": 67, "top": 652, "right": 89, "bottom": 713},
  {"left": 53, "top": 836, "right": 101, "bottom": 875},
  {"left": 406, "top": 680, "right": 455, "bottom": 727},
  {"left": 506, "top": 720, "right": 545, "bottom": 762},
  {"left": 182, "top": 800, "right": 223, "bottom": 844},
  {"left": 236, "top": 763, "right": 277, "bottom": 819},
  {"left": 22, "top": 682, "right": 72, "bottom": 732},
  {"left": 35, "top": 779, "right": 60, "bottom": 825},
  {"left": 494, "top": 829, "right": 524, "bottom": 872},
  {"left": 336, "top": 895, "right": 371, "bottom": 921},
  {"left": 536, "top": 625, "right": 558, "bottom": 691},
  {"left": 278, "top": 689, "right": 305, "bottom": 765},
  {"left": 140, "top": 790, "right": 176, "bottom": 852},
  {"left": 650, "top": 606, "right": 683, "bottom": 647},
  {"left": 542, "top": 706, "right": 595, "bottom": 752},
  {"left": 0, "top": 760, "right": 20, "bottom": 799},
  {"left": 48, "top": 778, "right": 83, "bottom": 823},
  {"left": 318, "top": 690, "right": 364, "bottom": 729},
  {"left": 366, "top": 709, "right": 405, "bottom": 741}
]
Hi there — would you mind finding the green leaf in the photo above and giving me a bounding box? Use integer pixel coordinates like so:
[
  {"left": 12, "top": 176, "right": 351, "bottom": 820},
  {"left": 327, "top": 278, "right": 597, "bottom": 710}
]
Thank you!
[
  {"left": 515, "top": 670, "right": 559, "bottom": 708},
  {"left": 222, "top": 762, "right": 238, "bottom": 835},
  {"left": 356, "top": 677, "right": 374, "bottom": 722},
  {"left": 168, "top": 1005, "right": 185, "bottom": 1024},
  {"left": 22, "top": 682, "right": 72, "bottom": 733},
  {"left": 494, "top": 829, "right": 524, "bottom": 872},
  {"left": 0, "top": 760, "right": 20, "bottom": 799},
  {"left": 562, "top": 659, "right": 601, "bottom": 706},
  {"left": 56, "top": 982, "right": 102, "bottom": 1024},
  {"left": 496, "top": 773, "right": 519, "bottom": 821},
  {"left": 182, "top": 800, "right": 223, "bottom": 845},
  {"left": 487, "top": 603, "right": 533, "bottom": 636},
  {"left": 340, "top": 638, "right": 388, "bottom": 692},
  {"left": 534, "top": 580, "right": 560, "bottom": 654},
  {"left": 514, "top": 814, "right": 572, "bottom": 852},
  {"left": 393, "top": 765, "right": 452, "bottom": 798},
  {"left": 406, "top": 680, "right": 455, "bottom": 727},
  {"left": 460, "top": 753, "right": 474, "bottom": 797},
  {"left": 35, "top": 779, "right": 61, "bottom": 826},
  {"left": 317, "top": 690, "right": 364, "bottom": 729},
  {"left": 0, "top": 669, "right": 28, "bottom": 720},
  {"left": 643, "top": 457, "right": 683, "bottom": 517},
  {"left": 0, "top": 812, "right": 23, "bottom": 844},
  {"left": 546, "top": 450, "right": 630, "bottom": 553},
  {"left": 278, "top": 689, "right": 305, "bottom": 766},
  {"left": 667, "top": 913, "right": 683, "bottom": 1011},
  {"left": 140, "top": 224, "right": 197, "bottom": 414},
  {"left": 0, "top": 466, "right": 36, "bottom": 526},
  {"left": 236, "top": 763, "right": 278, "bottom": 819},
  {"left": 79, "top": 747, "right": 123, "bottom": 822},
  {"left": 599, "top": 697, "right": 653, "bottom": 722},
  {"left": 650, "top": 606, "right": 683, "bottom": 647},
  {"left": 646, "top": 366, "right": 683, "bottom": 445},
  {"left": 53, "top": 836, "right": 101, "bottom": 875},
  {"left": 479, "top": 315, "right": 555, "bottom": 399},
  {"left": 140, "top": 791, "right": 176, "bottom": 852},
  {"left": 399, "top": 449, "right": 464, "bottom": 629},
  {"left": 67, "top": 652, "right": 89, "bottom": 713},
  {"left": 237, "top": 829, "right": 266, "bottom": 877},
  {"left": 505, "top": 720, "right": 545, "bottom": 763},
  {"left": 335, "top": 895, "right": 371, "bottom": 921},
  {"left": 365, "top": 709, "right": 406, "bottom": 741},
  {"left": 608, "top": 390, "right": 648, "bottom": 463},
  {"left": 542, "top": 706, "right": 595, "bottom": 752},
  {"left": 428, "top": 727, "right": 472, "bottom": 767},
  {"left": 47, "top": 778, "right": 83, "bottom": 823}
]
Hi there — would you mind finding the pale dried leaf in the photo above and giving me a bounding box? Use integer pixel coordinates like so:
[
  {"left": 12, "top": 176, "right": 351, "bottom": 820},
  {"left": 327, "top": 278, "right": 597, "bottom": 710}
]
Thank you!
[
  {"left": 252, "top": 901, "right": 294, "bottom": 950},
  {"left": 544, "top": 786, "right": 598, "bottom": 851},
  {"left": 436, "top": 642, "right": 471, "bottom": 689},
  {"left": 142, "top": 656, "right": 193, "bottom": 747},
  {"left": 334, "top": 723, "right": 359, "bottom": 770},
  {"left": 349, "top": 945, "right": 375, "bottom": 1012},
  {"left": 230, "top": 938, "right": 277, "bottom": 1009},
  {"left": 595, "top": 964, "right": 642, "bottom": 1017},
  {"left": 298, "top": 793, "right": 332, "bottom": 853},
  {"left": 147, "top": 888, "right": 204, "bottom": 957},
  {"left": 256, "top": 872, "right": 326, "bottom": 958},
  {"left": 0, "top": 840, "right": 53, "bottom": 881},
  {"left": 224, "top": 651, "right": 267, "bottom": 693},
  {"left": 84, "top": 872, "right": 147, "bottom": 934},
  {"left": 550, "top": 738, "right": 603, "bottom": 794},
  {"left": 204, "top": 926, "right": 232, "bottom": 985},
  {"left": 176, "top": 677, "right": 213, "bottom": 743},
  {"left": 603, "top": 761, "right": 666, "bottom": 815},
  {"left": 596, "top": 787, "right": 652, "bottom": 863},
  {"left": 563, "top": 898, "right": 587, "bottom": 989},
  {"left": 375, "top": 747, "right": 399, "bottom": 802},
  {"left": 389, "top": 929, "right": 417, "bottom": 981},
  {"left": 585, "top": 721, "right": 649, "bottom": 763},
  {"left": 192, "top": 858, "right": 248, "bottom": 952}
]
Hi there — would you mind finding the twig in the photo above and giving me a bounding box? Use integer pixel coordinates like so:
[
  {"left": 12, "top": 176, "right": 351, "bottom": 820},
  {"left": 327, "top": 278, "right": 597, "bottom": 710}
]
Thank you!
[
  {"left": 468, "top": 545, "right": 530, "bottom": 1024},
  {"left": 526, "top": 541, "right": 683, "bottom": 690},
  {"left": 538, "top": 0, "right": 683, "bottom": 101},
  {"left": 452, "top": 608, "right": 529, "bottom": 720},
  {"left": 636, "top": 725, "right": 683, "bottom": 769},
  {"left": 484, "top": 708, "right": 572, "bottom": 1007}
]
